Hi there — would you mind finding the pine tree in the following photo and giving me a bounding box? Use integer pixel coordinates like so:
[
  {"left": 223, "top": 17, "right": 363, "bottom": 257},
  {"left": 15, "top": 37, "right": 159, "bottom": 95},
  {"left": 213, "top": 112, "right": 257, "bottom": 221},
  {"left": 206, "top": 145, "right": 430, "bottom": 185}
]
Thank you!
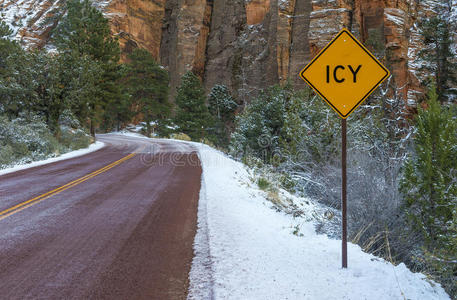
[
  {"left": 208, "top": 85, "right": 237, "bottom": 122},
  {"left": 208, "top": 85, "right": 237, "bottom": 146},
  {"left": 57, "top": 53, "right": 103, "bottom": 128},
  {"left": 31, "top": 51, "right": 65, "bottom": 134},
  {"left": 400, "top": 85, "right": 457, "bottom": 249},
  {"left": 99, "top": 64, "right": 130, "bottom": 132},
  {"left": 0, "top": 21, "right": 12, "bottom": 37},
  {"left": 2, "top": 48, "right": 78, "bottom": 135},
  {"left": 418, "top": 14, "right": 457, "bottom": 103},
  {"left": 54, "top": 0, "right": 119, "bottom": 63},
  {"left": 0, "top": 21, "right": 18, "bottom": 75},
  {"left": 53, "top": 0, "right": 122, "bottom": 135},
  {"left": 279, "top": 86, "right": 308, "bottom": 157},
  {"left": 230, "top": 84, "right": 297, "bottom": 160},
  {"left": 175, "top": 72, "right": 212, "bottom": 140},
  {"left": 125, "top": 49, "right": 170, "bottom": 137},
  {"left": 0, "top": 21, "right": 24, "bottom": 116}
]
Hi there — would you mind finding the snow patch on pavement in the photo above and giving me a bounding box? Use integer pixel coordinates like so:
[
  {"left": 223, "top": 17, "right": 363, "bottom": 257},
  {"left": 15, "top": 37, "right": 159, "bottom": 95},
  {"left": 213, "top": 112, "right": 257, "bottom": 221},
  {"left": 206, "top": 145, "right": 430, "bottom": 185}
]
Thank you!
[
  {"left": 189, "top": 143, "right": 450, "bottom": 300},
  {"left": 109, "top": 131, "right": 147, "bottom": 140},
  {"left": 0, "top": 141, "right": 105, "bottom": 176},
  {"left": 110, "top": 131, "right": 195, "bottom": 154}
]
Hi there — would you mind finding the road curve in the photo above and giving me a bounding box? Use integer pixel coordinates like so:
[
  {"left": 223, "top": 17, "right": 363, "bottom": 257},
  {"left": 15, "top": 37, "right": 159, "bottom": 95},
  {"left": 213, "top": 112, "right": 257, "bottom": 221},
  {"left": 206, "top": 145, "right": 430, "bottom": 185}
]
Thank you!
[{"left": 0, "top": 134, "right": 202, "bottom": 299}]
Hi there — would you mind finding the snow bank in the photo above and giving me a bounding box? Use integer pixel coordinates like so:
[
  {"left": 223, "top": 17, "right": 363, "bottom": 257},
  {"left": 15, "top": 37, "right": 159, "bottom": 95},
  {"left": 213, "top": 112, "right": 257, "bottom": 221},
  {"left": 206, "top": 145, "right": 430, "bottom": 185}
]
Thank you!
[
  {"left": 189, "top": 143, "right": 450, "bottom": 300},
  {"left": 0, "top": 141, "right": 105, "bottom": 176}
]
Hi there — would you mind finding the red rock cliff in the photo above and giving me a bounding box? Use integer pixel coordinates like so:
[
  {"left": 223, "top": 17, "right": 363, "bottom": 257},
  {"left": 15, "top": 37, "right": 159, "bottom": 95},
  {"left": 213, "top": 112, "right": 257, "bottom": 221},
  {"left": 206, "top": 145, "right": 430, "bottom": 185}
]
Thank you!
[{"left": 2, "top": 0, "right": 455, "bottom": 105}]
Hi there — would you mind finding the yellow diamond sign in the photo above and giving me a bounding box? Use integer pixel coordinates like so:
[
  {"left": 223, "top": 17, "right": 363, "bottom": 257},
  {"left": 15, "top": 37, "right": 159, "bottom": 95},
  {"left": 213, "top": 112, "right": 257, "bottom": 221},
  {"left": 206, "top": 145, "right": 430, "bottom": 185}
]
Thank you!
[{"left": 300, "top": 28, "right": 390, "bottom": 119}]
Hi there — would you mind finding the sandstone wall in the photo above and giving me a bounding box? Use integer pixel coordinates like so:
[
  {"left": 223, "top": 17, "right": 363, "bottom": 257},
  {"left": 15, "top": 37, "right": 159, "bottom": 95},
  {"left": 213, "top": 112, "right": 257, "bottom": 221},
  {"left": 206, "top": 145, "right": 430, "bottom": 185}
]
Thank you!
[
  {"left": 204, "top": 0, "right": 246, "bottom": 98},
  {"left": 106, "top": 0, "right": 166, "bottom": 61},
  {"left": 3, "top": 0, "right": 455, "bottom": 105},
  {"left": 159, "top": 0, "right": 209, "bottom": 99}
]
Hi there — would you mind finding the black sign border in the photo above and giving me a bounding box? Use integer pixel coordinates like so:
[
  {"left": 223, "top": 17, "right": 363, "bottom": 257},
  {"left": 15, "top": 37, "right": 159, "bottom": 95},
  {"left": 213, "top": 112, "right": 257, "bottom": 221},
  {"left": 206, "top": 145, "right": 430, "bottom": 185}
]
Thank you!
[{"left": 300, "top": 28, "right": 390, "bottom": 119}]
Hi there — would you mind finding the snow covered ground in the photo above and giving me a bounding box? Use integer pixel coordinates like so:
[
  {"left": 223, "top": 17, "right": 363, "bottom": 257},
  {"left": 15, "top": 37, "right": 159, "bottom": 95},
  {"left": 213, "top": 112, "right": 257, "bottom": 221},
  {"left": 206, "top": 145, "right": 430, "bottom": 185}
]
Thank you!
[
  {"left": 188, "top": 142, "right": 450, "bottom": 300},
  {"left": 0, "top": 141, "right": 105, "bottom": 176}
]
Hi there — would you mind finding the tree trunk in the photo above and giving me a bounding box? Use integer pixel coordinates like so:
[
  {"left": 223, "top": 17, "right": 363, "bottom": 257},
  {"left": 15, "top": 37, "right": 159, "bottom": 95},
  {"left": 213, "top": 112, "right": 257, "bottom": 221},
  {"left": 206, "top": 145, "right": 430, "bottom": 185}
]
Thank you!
[
  {"left": 146, "top": 120, "right": 151, "bottom": 138},
  {"left": 90, "top": 119, "right": 95, "bottom": 137}
]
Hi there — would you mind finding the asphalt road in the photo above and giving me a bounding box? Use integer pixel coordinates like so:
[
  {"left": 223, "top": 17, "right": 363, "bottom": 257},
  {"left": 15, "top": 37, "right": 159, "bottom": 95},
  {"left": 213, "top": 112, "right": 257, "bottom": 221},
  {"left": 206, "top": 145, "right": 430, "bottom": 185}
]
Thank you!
[{"left": 0, "top": 134, "right": 202, "bottom": 300}]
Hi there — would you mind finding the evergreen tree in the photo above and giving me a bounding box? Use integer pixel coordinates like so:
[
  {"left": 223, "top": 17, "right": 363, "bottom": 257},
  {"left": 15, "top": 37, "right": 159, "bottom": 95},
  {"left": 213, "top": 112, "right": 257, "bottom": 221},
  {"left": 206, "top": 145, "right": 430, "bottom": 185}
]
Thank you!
[
  {"left": 57, "top": 53, "right": 103, "bottom": 128},
  {"left": 175, "top": 72, "right": 212, "bottom": 140},
  {"left": 424, "top": 207, "right": 457, "bottom": 296},
  {"left": 208, "top": 85, "right": 237, "bottom": 122},
  {"left": 208, "top": 85, "right": 237, "bottom": 146},
  {"left": 54, "top": 0, "right": 119, "bottom": 63},
  {"left": 0, "top": 21, "right": 12, "bottom": 38},
  {"left": 1, "top": 46, "right": 95, "bottom": 136},
  {"left": 125, "top": 49, "right": 170, "bottom": 137},
  {"left": 0, "top": 21, "right": 24, "bottom": 116},
  {"left": 400, "top": 85, "right": 457, "bottom": 249},
  {"left": 279, "top": 87, "right": 309, "bottom": 158},
  {"left": 418, "top": 14, "right": 457, "bottom": 103},
  {"left": 31, "top": 51, "right": 65, "bottom": 134},
  {"left": 230, "top": 84, "right": 298, "bottom": 160},
  {"left": 53, "top": 0, "right": 122, "bottom": 134},
  {"left": 0, "top": 47, "right": 54, "bottom": 123},
  {"left": 6, "top": 51, "right": 84, "bottom": 135},
  {"left": 0, "top": 21, "right": 19, "bottom": 76},
  {"left": 100, "top": 64, "right": 130, "bottom": 132}
]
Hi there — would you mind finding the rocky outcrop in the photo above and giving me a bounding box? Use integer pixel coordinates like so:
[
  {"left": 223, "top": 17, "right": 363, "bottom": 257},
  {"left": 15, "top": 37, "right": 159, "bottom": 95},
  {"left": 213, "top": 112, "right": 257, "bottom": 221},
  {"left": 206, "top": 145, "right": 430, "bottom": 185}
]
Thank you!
[
  {"left": 246, "top": 0, "right": 269, "bottom": 25},
  {"left": 0, "top": 0, "right": 63, "bottom": 49},
  {"left": 159, "top": 0, "right": 210, "bottom": 99},
  {"left": 289, "top": 0, "right": 312, "bottom": 88},
  {"left": 106, "top": 0, "right": 166, "bottom": 61},
  {"left": 203, "top": 0, "right": 246, "bottom": 98},
  {"left": 2, "top": 0, "right": 456, "bottom": 106}
]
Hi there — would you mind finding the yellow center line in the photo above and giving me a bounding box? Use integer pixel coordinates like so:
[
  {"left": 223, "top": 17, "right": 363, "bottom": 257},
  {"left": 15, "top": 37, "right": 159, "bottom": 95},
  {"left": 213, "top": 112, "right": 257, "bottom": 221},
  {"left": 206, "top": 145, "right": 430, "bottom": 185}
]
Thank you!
[{"left": 0, "top": 152, "right": 138, "bottom": 221}]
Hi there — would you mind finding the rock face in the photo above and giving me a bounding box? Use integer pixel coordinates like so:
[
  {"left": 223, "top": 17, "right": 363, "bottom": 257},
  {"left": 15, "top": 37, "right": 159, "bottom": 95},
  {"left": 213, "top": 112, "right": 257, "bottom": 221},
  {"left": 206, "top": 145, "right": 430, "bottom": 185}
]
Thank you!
[
  {"left": 203, "top": 0, "right": 246, "bottom": 98},
  {"left": 0, "top": 0, "right": 62, "bottom": 49},
  {"left": 2, "top": 0, "right": 456, "bottom": 105},
  {"left": 106, "top": 0, "right": 166, "bottom": 61},
  {"left": 159, "top": 0, "right": 210, "bottom": 98}
]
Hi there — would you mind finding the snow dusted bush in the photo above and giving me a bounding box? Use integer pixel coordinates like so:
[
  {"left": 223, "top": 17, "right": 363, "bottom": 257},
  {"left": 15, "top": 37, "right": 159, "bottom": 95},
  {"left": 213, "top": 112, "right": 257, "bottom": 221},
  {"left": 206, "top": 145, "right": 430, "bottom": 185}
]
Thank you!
[
  {"left": 230, "top": 84, "right": 305, "bottom": 162},
  {"left": 257, "top": 177, "right": 271, "bottom": 190},
  {"left": 231, "top": 84, "right": 418, "bottom": 265},
  {"left": 207, "top": 84, "right": 238, "bottom": 147},
  {"left": 59, "top": 108, "right": 82, "bottom": 128},
  {"left": 59, "top": 126, "right": 91, "bottom": 150},
  {"left": 0, "top": 114, "right": 60, "bottom": 167},
  {"left": 0, "top": 144, "right": 14, "bottom": 166},
  {"left": 58, "top": 109, "right": 92, "bottom": 150},
  {"left": 169, "top": 132, "right": 192, "bottom": 141},
  {"left": 0, "top": 113, "right": 91, "bottom": 169}
]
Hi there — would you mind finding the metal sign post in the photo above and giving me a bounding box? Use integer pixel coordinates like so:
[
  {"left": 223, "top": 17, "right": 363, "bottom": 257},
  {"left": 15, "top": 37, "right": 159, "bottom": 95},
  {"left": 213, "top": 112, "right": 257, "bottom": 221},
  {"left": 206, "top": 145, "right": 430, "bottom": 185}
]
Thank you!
[
  {"left": 341, "top": 118, "right": 347, "bottom": 268},
  {"left": 299, "top": 28, "right": 390, "bottom": 269}
]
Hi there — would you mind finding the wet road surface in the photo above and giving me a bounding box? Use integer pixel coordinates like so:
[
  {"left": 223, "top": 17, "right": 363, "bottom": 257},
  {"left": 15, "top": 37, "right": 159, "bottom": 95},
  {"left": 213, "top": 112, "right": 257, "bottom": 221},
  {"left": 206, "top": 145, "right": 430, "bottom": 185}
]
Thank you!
[{"left": 0, "top": 134, "right": 202, "bottom": 299}]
